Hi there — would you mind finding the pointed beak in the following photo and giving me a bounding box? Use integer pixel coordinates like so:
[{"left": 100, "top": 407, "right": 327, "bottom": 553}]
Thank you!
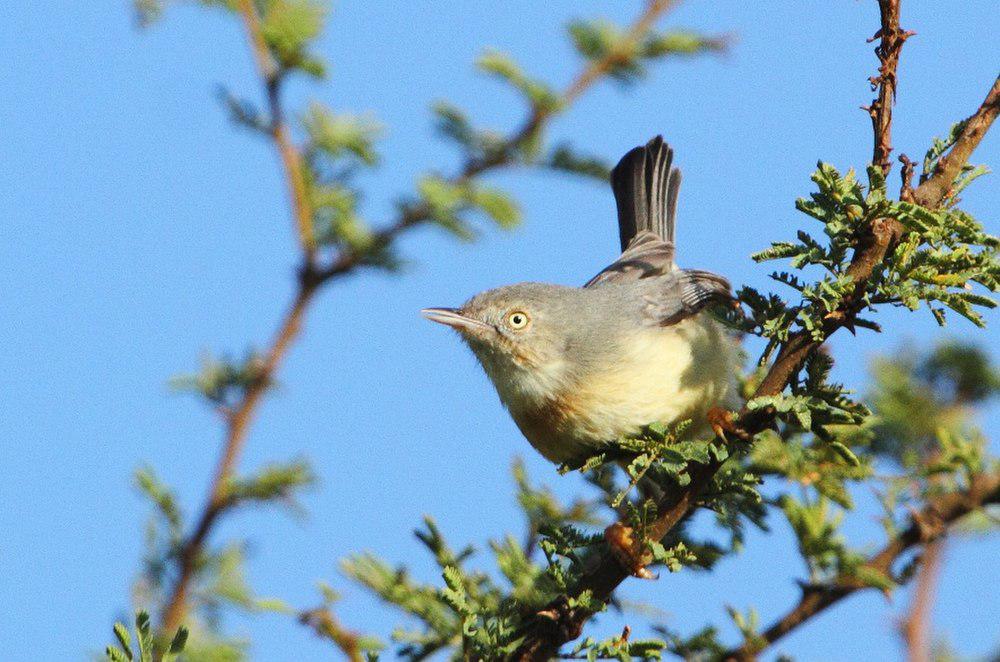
[{"left": 421, "top": 307, "right": 493, "bottom": 335}]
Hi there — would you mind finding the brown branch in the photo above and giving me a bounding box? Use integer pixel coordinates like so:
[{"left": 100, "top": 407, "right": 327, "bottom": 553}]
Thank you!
[
  {"left": 159, "top": 1, "right": 323, "bottom": 635},
  {"left": 720, "top": 470, "right": 1000, "bottom": 662},
  {"left": 899, "top": 153, "right": 917, "bottom": 201},
  {"left": 900, "top": 539, "right": 944, "bottom": 662},
  {"left": 299, "top": 606, "right": 365, "bottom": 662},
  {"left": 159, "top": 280, "right": 319, "bottom": 635},
  {"left": 155, "top": 0, "right": 683, "bottom": 641},
  {"left": 864, "top": 0, "right": 913, "bottom": 175},
  {"left": 912, "top": 74, "right": 1000, "bottom": 208},
  {"left": 512, "top": 4, "right": 1000, "bottom": 659},
  {"left": 317, "top": 0, "right": 686, "bottom": 283},
  {"left": 236, "top": 0, "right": 317, "bottom": 261}
]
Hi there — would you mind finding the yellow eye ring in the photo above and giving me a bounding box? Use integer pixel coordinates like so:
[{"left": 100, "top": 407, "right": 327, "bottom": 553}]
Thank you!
[{"left": 507, "top": 311, "right": 530, "bottom": 330}]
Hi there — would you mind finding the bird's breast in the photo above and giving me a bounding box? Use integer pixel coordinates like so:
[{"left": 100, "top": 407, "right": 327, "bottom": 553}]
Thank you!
[{"left": 507, "top": 314, "right": 737, "bottom": 464}]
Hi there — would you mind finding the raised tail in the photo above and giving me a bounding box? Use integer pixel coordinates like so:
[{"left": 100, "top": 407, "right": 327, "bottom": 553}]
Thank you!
[{"left": 610, "top": 135, "right": 682, "bottom": 251}]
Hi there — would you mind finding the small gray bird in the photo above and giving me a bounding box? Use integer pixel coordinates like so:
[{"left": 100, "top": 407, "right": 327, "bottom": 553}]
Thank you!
[{"left": 423, "top": 137, "right": 740, "bottom": 467}]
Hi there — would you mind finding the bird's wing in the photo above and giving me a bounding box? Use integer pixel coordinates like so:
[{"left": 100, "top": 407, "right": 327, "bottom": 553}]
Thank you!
[
  {"left": 640, "top": 269, "right": 733, "bottom": 326},
  {"left": 585, "top": 136, "right": 681, "bottom": 288}
]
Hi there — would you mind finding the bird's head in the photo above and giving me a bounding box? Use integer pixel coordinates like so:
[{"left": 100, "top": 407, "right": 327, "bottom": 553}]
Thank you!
[{"left": 422, "top": 283, "right": 581, "bottom": 404}]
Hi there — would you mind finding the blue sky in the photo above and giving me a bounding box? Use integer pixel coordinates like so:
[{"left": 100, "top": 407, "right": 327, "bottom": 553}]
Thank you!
[{"left": 1, "top": 1, "right": 997, "bottom": 659}]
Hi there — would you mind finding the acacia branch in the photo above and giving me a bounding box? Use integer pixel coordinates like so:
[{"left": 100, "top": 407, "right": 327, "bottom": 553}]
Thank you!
[
  {"left": 299, "top": 605, "right": 365, "bottom": 662},
  {"left": 156, "top": 0, "right": 685, "bottom": 640},
  {"left": 864, "top": 0, "right": 913, "bottom": 175},
  {"left": 512, "top": 2, "right": 1000, "bottom": 658},
  {"left": 900, "top": 539, "right": 943, "bottom": 662},
  {"left": 236, "top": 0, "right": 317, "bottom": 261},
  {"left": 720, "top": 470, "right": 1000, "bottom": 662},
  {"left": 912, "top": 74, "right": 1000, "bottom": 208},
  {"left": 317, "top": 0, "right": 688, "bottom": 283},
  {"left": 159, "top": 281, "right": 319, "bottom": 635},
  {"left": 564, "top": 0, "right": 678, "bottom": 105}
]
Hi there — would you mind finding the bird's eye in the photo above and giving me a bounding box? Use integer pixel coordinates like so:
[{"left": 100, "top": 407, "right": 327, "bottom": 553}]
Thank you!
[{"left": 506, "top": 311, "right": 530, "bottom": 330}]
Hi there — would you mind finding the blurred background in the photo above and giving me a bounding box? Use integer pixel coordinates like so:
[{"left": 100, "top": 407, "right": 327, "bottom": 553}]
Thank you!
[{"left": 1, "top": 0, "right": 997, "bottom": 659}]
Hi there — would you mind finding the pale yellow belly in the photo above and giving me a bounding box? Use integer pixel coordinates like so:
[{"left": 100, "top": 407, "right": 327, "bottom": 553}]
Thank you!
[{"left": 513, "top": 314, "right": 737, "bottom": 464}]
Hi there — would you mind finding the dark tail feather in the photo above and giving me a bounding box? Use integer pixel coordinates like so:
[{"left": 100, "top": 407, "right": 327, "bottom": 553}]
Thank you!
[{"left": 610, "top": 135, "right": 681, "bottom": 251}]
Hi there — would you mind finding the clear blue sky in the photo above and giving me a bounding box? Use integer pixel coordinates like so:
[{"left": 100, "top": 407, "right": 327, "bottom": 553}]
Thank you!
[{"left": 1, "top": 1, "right": 997, "bottom": 659}]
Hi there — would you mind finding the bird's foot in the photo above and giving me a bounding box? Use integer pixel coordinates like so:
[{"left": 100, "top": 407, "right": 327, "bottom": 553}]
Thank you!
[
  {"left": 604, "top": 522, "right": 657, "bottom": 579},
  {"left": 706, "top": 406, "right": 738, "bottom": 441}
]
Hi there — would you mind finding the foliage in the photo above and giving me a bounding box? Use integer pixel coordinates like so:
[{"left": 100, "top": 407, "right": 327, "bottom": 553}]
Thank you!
[
  {"left": 568, "top": 19, "right": 727, "bottom": 84},
  {"left": 169, "top": 353, "right": 267, "bottom": 412},
  {"left": 105, "top": 611, "right": 187, "bottom": 662},
  {"left": 132, "top": 463, "right": 312, "bottom": 659}
]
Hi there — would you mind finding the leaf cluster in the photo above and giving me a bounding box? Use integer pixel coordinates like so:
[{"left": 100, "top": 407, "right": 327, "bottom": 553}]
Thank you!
[
  {"left": 131, "top": 461, "right": 314, "bottom": 659},
  {"left": 105, "top": 611, "right": 187, "bottom": 662},
  {"left": 170, "top": 352, "right": 268, "bottom": 412},
  {"left": 568, "top": 19, "right": 726, "bottom": 84}
]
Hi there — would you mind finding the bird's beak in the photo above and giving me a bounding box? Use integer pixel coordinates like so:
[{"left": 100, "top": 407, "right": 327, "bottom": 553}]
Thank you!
[{"left": 421, "top": 307, "right": 493, "bottom": 335}]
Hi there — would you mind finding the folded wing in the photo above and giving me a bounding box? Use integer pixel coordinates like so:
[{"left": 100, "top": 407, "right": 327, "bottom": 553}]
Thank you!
[{"left": 587, "top": 136, "right": 731, "bottom": 325}]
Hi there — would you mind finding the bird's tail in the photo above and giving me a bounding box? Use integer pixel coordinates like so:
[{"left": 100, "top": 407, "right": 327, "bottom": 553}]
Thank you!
[{"left": 610, "top": 135, "right": 682, "bottom": 251}]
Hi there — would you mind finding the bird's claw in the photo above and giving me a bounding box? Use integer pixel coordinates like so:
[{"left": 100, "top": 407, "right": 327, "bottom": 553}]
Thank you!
[
  {"left": 706, "top": 406, "right": 737, "bottom": 441},
  {"left": 604, "top": 522, "right": 657, "bottom": 580}
]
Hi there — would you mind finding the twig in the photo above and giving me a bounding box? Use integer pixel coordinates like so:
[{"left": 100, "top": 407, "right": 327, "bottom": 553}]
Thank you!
[
  {"left": 511, "top": 3, "right": 1000, "bottom": 658},
  {"left": 299, "top": 606, "right": 365, "bottom": 662},
  {"left": 160, "top": 281, "right": 319, "bottom": 635},
  {"left": 912, "top": 74, "right": 1000, "bottom": 207},
  {"left": 564, "top": 0, "right": 678, "bottom": 105},
  {"left": 719, "top": 471, "right": 1000, "bottom": 662},
  {"left": 315, "top": 0, "right": 688, "bottom": 284},
  {"left": 235, "top": 0, "right": 316, "bottom": 261},
  {"left": 155, "top": 0, "right": 685, "bottom": 640},
  {"left": 899, "top": 153, "right": 916, "bottom": 201},
  {"left": 900, "top": 539, "right": 944, "bottom": 662},
  {"left": 863, "top": 0, "right": 913, "bottom": 175}
]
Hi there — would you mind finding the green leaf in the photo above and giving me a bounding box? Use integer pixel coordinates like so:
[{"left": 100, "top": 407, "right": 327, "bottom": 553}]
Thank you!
[
  {"left": 828, "top": 441, "right": 860, "bottom": 467},
  {"left": 168, "top": 626, "right": 189, "bottom": 655},
  {"left": 135, "top": 611, "right": 152, "bottom": 662},
  {"left": 468, "top": 186, "right": 521, "bottom": 229},
  {"left": 641, "top": 30, "right": 727, "bottom": 58},
  {"left": 546, "top": 143, "right": 611, "bottom": 181},
  {"left": 261, "top": 0, "right": 327, "bottom": 76},
  {"left": 222, "top": 459, "right": 315, "bottom": 509},
  {"left": 105, "top": 646, "right": 130, "bottom": 662},
  {"left": 302, "top": 102, "right": 381, "bottom": 166},
  {"left": 850, "top": 565, "right": 896, "bottom": 592},
  {"left": 112, "top": 622, "right": 132, "bottom": 660},
  {"left": 477, "top": 49, "right": 562, "bottom": 112}
]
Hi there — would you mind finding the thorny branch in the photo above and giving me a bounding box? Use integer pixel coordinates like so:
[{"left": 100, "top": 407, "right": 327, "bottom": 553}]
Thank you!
[
  {"left": 156, "top": 0, "right": 688, "bottom": 641},
  {"left": 864, "top": 0, "right": 913, "bottom": 176},
  {"left": 512, "top": 1, "right": 1000, "bottom": 658},
  {"left": 720, "top": 471, "right": 1000, "bottom": 662}
]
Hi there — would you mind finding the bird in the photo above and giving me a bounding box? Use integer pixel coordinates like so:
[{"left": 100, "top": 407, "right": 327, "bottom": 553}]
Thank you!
[{"left": 422, "top": 136, "right": 740, "bottom": 469}]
